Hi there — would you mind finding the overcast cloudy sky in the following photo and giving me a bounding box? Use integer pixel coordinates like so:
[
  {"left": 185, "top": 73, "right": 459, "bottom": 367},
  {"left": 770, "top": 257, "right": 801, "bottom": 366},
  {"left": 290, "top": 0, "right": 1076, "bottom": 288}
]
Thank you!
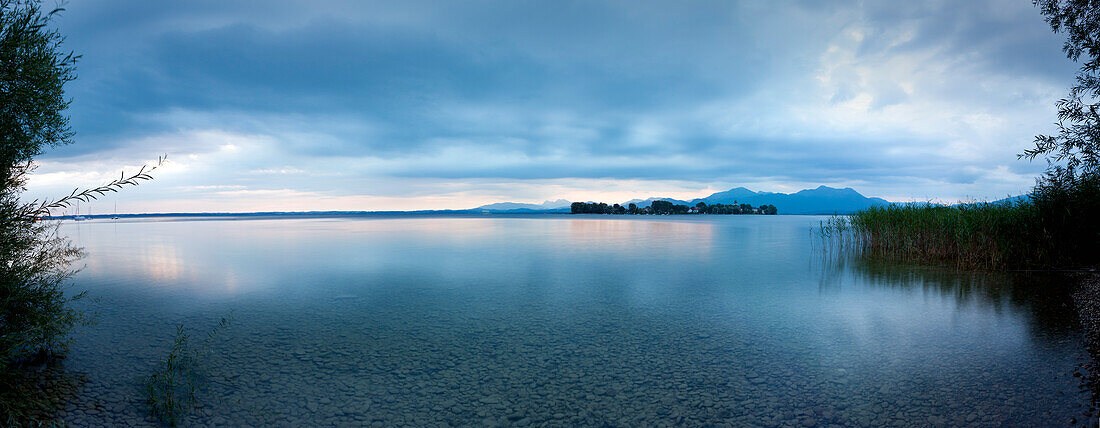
[{"left": 25, "top": 0, "right": 1078, "bottom": 212}]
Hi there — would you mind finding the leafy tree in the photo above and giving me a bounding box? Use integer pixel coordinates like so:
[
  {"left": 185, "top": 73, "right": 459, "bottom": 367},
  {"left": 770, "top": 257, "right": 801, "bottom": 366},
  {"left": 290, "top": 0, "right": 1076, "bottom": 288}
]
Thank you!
[
  {"left": 627, "top": 202, "right": 638, "bottom": 214},
  {"left": 2, "top": 3, "right": 165, "bottom": 422},
  {"left": 651, "top": 200, "right": 674, "bottom": 214},
  {"left": 1023, "top": 1, "right": 1100, "bottom": 266},
  {"left": 1025, "top": 0, "right": 1100, "bottom": 178},
  {"left": 1, "top": 0, "right": 81, "bottom": 366},
  {"left": 0, "top": 1, "right": 86, "bottom": 422},
  {"left": 0, "top": 0, "right": 77, "bottom": 185},
  {"left": 571, "top": 201, "right": 615, "bottom": 214}
]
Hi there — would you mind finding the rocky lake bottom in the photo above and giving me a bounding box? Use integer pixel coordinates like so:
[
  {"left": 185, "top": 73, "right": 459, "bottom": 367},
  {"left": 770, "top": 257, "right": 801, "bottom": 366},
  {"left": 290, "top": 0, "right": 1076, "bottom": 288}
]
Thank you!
[{"left": 48, "top": 215, "right": 1098, "bottom": 426}]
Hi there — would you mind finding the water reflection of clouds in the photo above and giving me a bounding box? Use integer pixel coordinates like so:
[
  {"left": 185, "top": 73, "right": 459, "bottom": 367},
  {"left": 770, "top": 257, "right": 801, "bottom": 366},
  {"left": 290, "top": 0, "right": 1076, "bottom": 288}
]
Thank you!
[
  {"left": 63, "top": 216, "right": 727, "bottom": 302},
  {"left": 66, "top": 221, "right": 253, "bottom": 296},
  {"left": 300, "top": 217, "right": 507, "bottom": 244},
  {"left": 313, "top": 216, "right": 717, "bottom": 258},
  {"left": 141, "top": 243, "right": 184, "bottom": 283},
  {"left": 566, "top": 218, "right": 714, "bottom": 256}
]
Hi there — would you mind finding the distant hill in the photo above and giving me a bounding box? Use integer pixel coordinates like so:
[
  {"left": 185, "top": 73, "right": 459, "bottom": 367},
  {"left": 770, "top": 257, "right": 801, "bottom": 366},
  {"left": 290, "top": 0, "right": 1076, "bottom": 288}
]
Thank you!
[
  {"left": 621, "top": 197, "right": 693, "bottom": 207},
  {"left": 694, "top": 187, "right": 758, "bottom": 203},
  {"left": 475, "top": 199, "right": 571, "bottom": 212},
  {"left": 708, "top": 185, "right": 892, "bottom": 215},
  {"left": 990, "top": 194, "right": 1031, "bottom": 205},
  {"left": 624, "top": 185, "right": 891, "bottom": 215}
]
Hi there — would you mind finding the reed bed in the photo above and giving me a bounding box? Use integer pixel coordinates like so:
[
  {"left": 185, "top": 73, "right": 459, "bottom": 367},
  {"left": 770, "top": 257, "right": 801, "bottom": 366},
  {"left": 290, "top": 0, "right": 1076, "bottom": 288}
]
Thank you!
[
  {"left": 820, "top": 201, "right": 1058, "bottom": 270},
  {"left": 822, "top": 174, "right": 1100, "bottom": 270}
]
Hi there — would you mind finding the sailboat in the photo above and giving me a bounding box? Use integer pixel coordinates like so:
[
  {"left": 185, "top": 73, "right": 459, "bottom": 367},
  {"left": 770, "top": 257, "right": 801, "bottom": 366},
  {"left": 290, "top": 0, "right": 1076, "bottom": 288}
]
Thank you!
[
  {"left": 73, "top": 200, "right": 86, "bottom": 221},
  {"left": 112, "top": 201, "right": 120, "bottom": 220}
]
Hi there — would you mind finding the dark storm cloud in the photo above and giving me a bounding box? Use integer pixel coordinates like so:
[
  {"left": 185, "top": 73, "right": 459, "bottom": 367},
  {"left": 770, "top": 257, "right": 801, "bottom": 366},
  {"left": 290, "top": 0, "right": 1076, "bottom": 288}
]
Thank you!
[
  {"left": 52, "top": 1, "right": 790, "bottom": 156},
  {"left": 31, "top": 0, "right": 1082, "bottom": 205}
]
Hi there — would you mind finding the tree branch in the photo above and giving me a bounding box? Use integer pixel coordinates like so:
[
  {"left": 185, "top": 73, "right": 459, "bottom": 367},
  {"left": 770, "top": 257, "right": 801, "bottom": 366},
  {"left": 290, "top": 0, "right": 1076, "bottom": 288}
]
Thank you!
[{"left": 28, "top": 154, "right": 167, "bottom": 219}]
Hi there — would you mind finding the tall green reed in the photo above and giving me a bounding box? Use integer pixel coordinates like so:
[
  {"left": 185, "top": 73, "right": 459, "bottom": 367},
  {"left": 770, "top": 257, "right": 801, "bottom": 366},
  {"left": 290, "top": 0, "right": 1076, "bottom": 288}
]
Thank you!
[
  {"left": 819, "top": 201, "right": 1051, "bottom": 270},
  {"left": 141, "top": 313, "right": 233, "bottom": 426}
]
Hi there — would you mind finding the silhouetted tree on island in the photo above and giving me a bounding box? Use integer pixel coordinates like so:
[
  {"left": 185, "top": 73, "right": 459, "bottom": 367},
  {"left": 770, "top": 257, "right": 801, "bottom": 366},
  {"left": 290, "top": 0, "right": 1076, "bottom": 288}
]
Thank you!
[
  {"left": 571, "top": 200, "right": 777, "bottom": 215},
  {"left": 650, "top": 200, "right": 674, "bottom": 214}
]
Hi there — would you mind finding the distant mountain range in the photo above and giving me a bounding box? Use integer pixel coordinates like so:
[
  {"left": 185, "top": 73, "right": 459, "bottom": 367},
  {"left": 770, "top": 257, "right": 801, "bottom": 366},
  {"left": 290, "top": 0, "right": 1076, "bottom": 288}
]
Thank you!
[
  {"left": 990, "top": 195, "right": 1030, "bottom": 205},
  {"left": 690, "top": 185, "right": 892, "bottom": 215},
  {"left": 476, "top": 185, "right": 893, "bottom": 215},
  {"left": 474, "top": 199, "right": 572, "bottom": 212}
]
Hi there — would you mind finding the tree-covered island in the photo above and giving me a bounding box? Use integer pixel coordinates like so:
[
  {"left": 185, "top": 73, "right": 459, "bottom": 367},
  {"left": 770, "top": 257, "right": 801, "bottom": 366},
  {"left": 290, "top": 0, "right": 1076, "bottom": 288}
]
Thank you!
[{"left": 571, "top": 200, "right": 777, "bottom": 215}]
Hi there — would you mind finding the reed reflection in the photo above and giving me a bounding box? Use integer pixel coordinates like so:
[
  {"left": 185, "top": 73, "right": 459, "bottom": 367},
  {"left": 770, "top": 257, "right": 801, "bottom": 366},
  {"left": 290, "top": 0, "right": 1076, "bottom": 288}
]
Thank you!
[{"left": 817, "top": 252, "right": 1082, "bottom": 344}]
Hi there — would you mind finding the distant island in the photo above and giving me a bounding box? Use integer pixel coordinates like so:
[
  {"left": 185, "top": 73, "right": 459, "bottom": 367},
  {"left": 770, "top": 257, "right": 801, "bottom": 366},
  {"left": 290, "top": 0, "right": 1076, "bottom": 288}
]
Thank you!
[
  {"left": 480, "top": 185, "right": 895, "bottom": 215},
  {"left": 571, "top": 201, "right": 777, "bottom": 215}
]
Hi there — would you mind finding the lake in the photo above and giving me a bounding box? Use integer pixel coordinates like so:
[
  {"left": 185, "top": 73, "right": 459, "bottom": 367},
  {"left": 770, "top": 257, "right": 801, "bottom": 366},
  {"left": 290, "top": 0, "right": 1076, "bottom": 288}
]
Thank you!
[{"left": 56, "top": 215, "right": 1093, "bottom": 426}]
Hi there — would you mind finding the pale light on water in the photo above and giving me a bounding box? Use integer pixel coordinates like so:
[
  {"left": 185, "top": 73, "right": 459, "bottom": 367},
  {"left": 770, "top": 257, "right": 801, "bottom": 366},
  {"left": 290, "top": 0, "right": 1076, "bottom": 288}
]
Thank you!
[{"left": 58, "top": 215, "right": 1092, "bottom": 426}]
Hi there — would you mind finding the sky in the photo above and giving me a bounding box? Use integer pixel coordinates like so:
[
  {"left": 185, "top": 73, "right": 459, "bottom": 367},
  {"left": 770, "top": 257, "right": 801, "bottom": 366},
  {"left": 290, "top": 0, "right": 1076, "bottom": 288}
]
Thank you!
[{"left": 24, "top": 0, "right": 1081, "bottom": 213}]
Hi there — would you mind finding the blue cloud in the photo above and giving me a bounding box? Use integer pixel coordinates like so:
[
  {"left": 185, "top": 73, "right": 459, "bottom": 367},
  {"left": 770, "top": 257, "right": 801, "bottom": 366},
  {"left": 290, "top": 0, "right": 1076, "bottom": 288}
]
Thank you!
[{"left": 27, "top": 0, "right": 1083, "bottom": 210}]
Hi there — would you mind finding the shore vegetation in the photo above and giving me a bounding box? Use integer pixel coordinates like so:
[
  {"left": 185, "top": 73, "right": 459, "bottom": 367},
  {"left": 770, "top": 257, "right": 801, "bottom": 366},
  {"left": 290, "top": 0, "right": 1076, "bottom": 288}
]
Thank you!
[
  {"left": 571, "top": 200, "right": 777, "bottom": 215},
  {"left": 821, "top": 174, "right": 1100, "bottom": 269},
  {"left": 141, "top": 314, "right": 233, "bottom": 427},
  {"left": 0, "top": 0, "right": 86, "bottom": 423}
]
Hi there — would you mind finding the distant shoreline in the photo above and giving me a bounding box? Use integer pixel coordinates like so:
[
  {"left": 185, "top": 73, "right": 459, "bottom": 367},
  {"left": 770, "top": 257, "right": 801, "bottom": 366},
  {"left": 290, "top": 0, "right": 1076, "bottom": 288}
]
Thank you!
[
  {"left": 47, "top": 211, "right": 854, "bottom": 221},
  {"left": 46, "top": 210, "right": 556, "bottom": 220}
]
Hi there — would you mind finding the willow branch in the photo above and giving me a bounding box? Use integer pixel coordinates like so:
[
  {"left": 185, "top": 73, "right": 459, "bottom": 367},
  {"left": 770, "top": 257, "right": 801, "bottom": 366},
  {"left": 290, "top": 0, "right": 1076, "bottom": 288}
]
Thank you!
[{"left": 28, "top": 155, "right": 168, "bottom": 218}]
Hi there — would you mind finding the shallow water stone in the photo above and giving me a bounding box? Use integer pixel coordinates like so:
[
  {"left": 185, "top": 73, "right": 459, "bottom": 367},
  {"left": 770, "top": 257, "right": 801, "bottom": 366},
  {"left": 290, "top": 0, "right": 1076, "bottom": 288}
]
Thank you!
[{"left": 53, "top": 216, "right": 1100, "bottom": 427}]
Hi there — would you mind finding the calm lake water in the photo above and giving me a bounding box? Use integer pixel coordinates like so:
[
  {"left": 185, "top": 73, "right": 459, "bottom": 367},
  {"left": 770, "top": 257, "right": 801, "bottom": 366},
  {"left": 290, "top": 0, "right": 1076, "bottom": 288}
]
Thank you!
[{"left": 56, "top": 215, "right": 1093, "bottom": 426}]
